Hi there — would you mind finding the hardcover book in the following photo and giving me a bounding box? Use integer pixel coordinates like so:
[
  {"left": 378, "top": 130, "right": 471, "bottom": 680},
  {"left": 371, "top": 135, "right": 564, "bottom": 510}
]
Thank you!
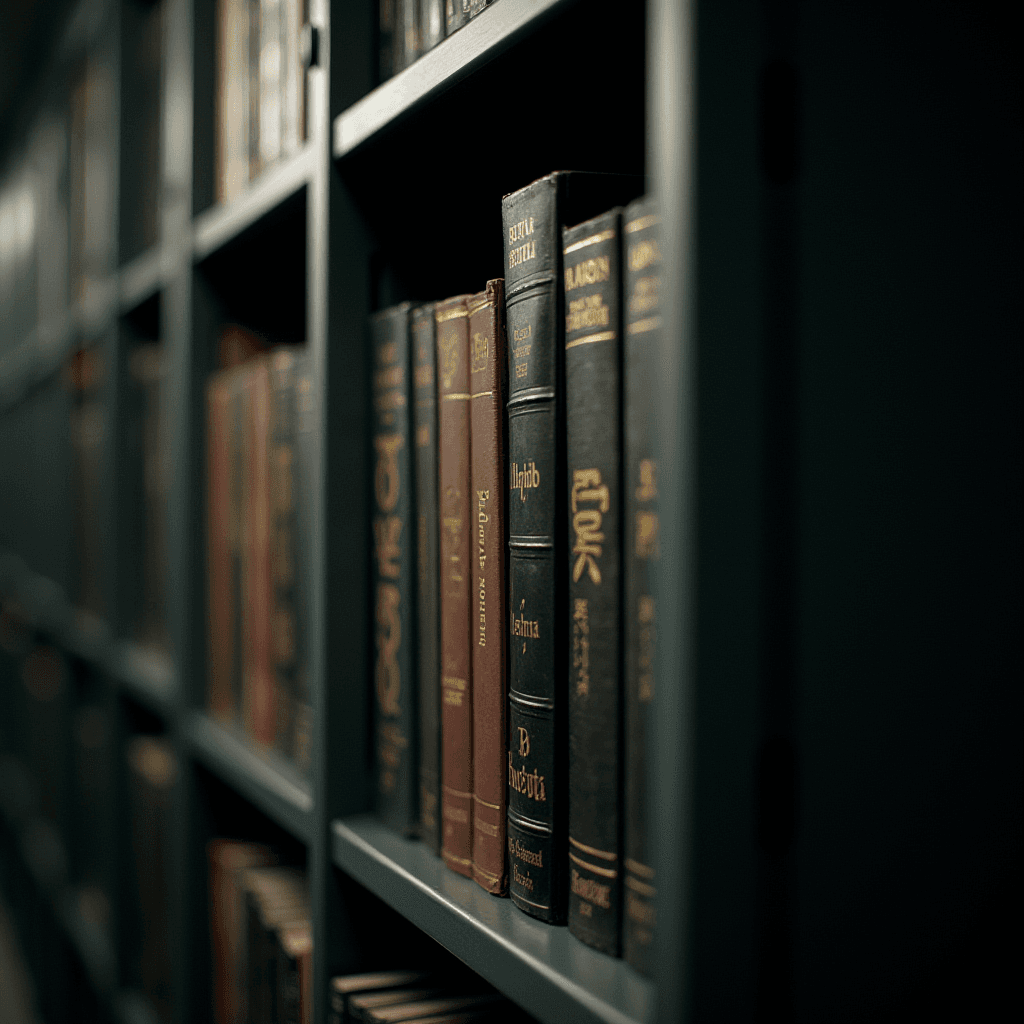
[
  {"left": 445, "top": 0, "right": 469, "bottom": 35},
  {"left": 436, "top": 294, "right": 474, "bottom": 877},
  {"left": 468, "top": 280, "right": 509, "bottom": 894},
  {"left": 242, "top": 357, "right": 276, "bottom": 749},
  {"left": 371, "top": 304, "right": 419, "bottom": 834},
  {"left": 329, "top": 972, "right": 433, "bottom": 1024},
  {"left": 563, "top": 208, "right": 625, "bottom": 956},
  {"left": 622, "top": 196, "right": 661, "bottom": 975},
  {"left": 396, "top": 0, "right": 421, "bottom": 71},
  {"left": 501, "top": 171, "right": 642, "bottom": 923},
  {"left": 412, "top": 304, "right": 442, "bottom": 854}
]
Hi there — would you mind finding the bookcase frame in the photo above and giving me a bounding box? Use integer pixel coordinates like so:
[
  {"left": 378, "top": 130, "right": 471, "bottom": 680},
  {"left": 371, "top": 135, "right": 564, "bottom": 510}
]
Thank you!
[{"left": 2, "top": 0, "right": 1020, "bottom": 1023}]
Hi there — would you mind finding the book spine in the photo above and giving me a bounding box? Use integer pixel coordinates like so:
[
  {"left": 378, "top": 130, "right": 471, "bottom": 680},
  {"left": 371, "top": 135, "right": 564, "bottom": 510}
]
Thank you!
[
  {"left": 622, "top": 196, "right": 661, "bottom": 975},
  {"left": 419, "top": 0, "right": 445, "bottom": 53},
  {"left": 436, "top": 294, "right": 474, "bottom": 877},
  {"left": 249, "top": 0, "right": 261, "bottom": 180},
  {"left": 259, "top": 0, "right": 282, "bottom": 167},
  {"left": 292, "top": 355, "right": 315, "bottom": 773},
  {"left": 502, "top": 175, "right": 567, "bottom": 923},
  {"left": 207, "top": 373, "right": 235, "bottom": 722},
  {"left": 379, "top": 0, "right": 396, "bottom": 82},
  {"left": 445, "top": 0, "right": 469, "bottom": 35},
  {"left": 563, "top": 209, "right": 624, "bottom": 956},
  {"left": 280, "top": 0, "right": 300, "bottom": 157},
  {"left": 468, "top": 280, "right": 509, "bottom": 894},
  {"left": 371, "top": 304, "right": 419, "bottom": 833},
  {"left": 396, "top": 0, "right": 420, "bottom": 71},
  {"left": 229, "top": 370, "right": 246, "bottom": 721},
  {"left": 412, "top": 305, "right": 442, "bottom": 855},
  {"left": 269, "top": 349, "right": 299, "bottom": 761},
  {"left": 243, "top": 359, "right": 276, "bottom": 748}
]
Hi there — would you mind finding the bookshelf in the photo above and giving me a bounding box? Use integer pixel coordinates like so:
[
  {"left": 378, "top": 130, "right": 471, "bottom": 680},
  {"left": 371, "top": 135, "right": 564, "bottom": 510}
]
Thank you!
[{"left": 1, "top": 2, "right": 1020, "bottom": 1024}]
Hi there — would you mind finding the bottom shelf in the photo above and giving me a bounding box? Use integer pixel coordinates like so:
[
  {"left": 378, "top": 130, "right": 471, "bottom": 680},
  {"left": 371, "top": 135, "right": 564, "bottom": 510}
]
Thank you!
[{"left": 332, "top": 815, "right": 654, "bottom": 1024}]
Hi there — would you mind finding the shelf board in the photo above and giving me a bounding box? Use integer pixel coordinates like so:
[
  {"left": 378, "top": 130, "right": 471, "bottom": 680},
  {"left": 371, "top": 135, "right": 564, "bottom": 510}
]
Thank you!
[
  {"left": 185, "top": 712, "right": 313, "bottom": 842},
  {"left": 333, "top": 0, "right": 573, "bottom": 158},
  {"left": 105, "top": 641, "right": 175, "bottom": 718},
  {"left": 119, "top": 246, "right": 165, "bottom": 314},
  {"left": 192, "top": 146, "right": 314, "bottom": 261},
  {"left": 332, "top": 815, "right": 655, "bottom": 1024}
]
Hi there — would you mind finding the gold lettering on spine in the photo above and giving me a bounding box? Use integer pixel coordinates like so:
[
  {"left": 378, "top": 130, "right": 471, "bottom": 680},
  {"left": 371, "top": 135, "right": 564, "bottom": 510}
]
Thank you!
[
  {"left": 508, "top": 752, "right": 547, "bottom": 801},
  {"left": 566, "top": 293, "right": 611, "bottom": 333},
  {"left": 564, "top": 255, "right": 611, "bottom": 292},
  {"left": 507, "top": 216, "right": 536, "bottom": 269},
  {"left": 573, "top": 598, "right": 590, "bottom": 696},
  {"left": 511, "top": 599, "right": 540, "bottom": 655},
  {"left": 373, "top": 515, "right": 403, "bottom": 578},
  {"left": 510, "top": 461, "right": 541, "bottom": 501},
  {"left": 374, "top": 434, "right": 404, "bottom": 512},
  {"left": 638, "top": 596, "right": 656, "bottom": 703},
  {"left": 571, "top": 469, "right": 609, "bottom": 584},
  {"left": 375, "top": 583, "right": 401, "bottom": 718},
  {"left": 571, "top": 869, "right": 612, "bottom": 909},
  {"left": 477, "top": 490, "right": 489, "bottom": 647}
]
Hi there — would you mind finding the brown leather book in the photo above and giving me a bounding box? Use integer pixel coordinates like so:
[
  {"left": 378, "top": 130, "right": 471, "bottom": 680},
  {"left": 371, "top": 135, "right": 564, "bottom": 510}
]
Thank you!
[
  {"left": 207, "top": 839, "right": 274, "bottom": 1024},
  {"left": 436, "top": 294, "right": 474, "bottom": 877},
  {"left": 206, "top": 369, "right": 235, "bottom": 723},
  {"left": 242, "top": 357, "right": 276, "bottom": 748},
  {"left": 468, "top": 281, "right": 509, "bottom": 894}
]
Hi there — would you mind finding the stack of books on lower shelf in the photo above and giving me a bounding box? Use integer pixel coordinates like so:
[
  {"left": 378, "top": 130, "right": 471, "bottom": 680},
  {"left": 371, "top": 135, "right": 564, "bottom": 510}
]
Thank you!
[
  {"left": 367, "top": 171, "right": 659, "bottom": 973},
  {"left": 205, "top": 327, "right": 313, "bottom": 774},
  {"left": 209, "top": 841, "right": 312, "bottom": 1024},
  {"left": 329, "top": 969, "right": 517, "bottom": 1024}
]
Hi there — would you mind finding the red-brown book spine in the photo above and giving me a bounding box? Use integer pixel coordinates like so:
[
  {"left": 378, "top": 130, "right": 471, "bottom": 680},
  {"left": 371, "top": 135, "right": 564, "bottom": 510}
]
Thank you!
[
  {"left": 437, "top": 294, "right": 474, "bottom": 877},
  {"left": 207, "top": 371, "right": 235, "bottom": 722},
  {"left": 242, "top": 357, "right": 276, "bottom": 748},
  {"left": 469, "top": 281, "right": 509, "bottom": 894}
]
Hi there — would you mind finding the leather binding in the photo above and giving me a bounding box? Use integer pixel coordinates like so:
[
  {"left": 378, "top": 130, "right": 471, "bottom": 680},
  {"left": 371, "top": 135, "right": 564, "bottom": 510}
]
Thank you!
[
  {"left": 622, "top": 195, "right": 660, "bottom": 975},
  {"left": 206, "top": 368, "right": 235, "bottom": 724},
  {"left": 419, "top": 0, "right": 446, "bottom": 53},
  {"left": 445, "top": 0, "right": 469, "bottom": 35},
  {"left": 242, "top": 357, "right": 276, "bottom": 749},
  {"left": 436, "top": 294, "right": 474, "bottom": 876},
  {"left": 268, "top": 348, "right": 301, "bottom": 762},
  {"left": 292, "top": 355, "right": 315, "bottom": 773},
  {"left": 396, "top": 0, "right": 421, "bottom": 72},
  {"left": 502, "top": 171, "right": 642, "bottom": 923},
  {"left": 412, "top": 304, "right": 442, "bottom": 854},
  {"left": 563, "top": 208, "right": 625, "bottom": 956},
  {"left": 371, "top": 304, "right": 419, "bottom": 834},
  {"left": 468, "top": 280, "right": 509, "bottom": 894}
]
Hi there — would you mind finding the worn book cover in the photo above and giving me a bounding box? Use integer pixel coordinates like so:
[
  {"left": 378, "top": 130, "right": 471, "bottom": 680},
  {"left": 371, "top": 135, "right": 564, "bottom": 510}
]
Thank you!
[
  {"left": 468, "top": 280, "right": 509, "bottom": 894},
  {"left": 436, "top": 294, "right": 474, "bottom": 877}
]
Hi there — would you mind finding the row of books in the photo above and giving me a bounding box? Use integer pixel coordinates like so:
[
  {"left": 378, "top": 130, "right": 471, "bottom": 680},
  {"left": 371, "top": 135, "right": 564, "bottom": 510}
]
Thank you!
[
  {"left": 329, "top": 970, "right": 516, "bottom": 1024},
  {"left": 205, "top": 332, "right": 313, "bottom": 772},
  {"left": 369, "top": 171, "right": 659, "bottom": 974},
  {"left": 208, "top": 842, "right": 312, "bottom": 1024},
  {"left": 217, "top": 0, "right": 307, "bottom": 203},
  {"left": 378, "top": 0, "right": 493, "bottom": 82}
]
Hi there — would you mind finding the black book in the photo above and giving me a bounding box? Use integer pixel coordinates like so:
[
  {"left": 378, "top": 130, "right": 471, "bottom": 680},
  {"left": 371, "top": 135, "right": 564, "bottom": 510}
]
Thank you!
[
  {"left": 501, "top": 171, "right": 642, "bottom": 924},
  {"left": 622, "top": 196, "right": 661, "bottom": 975},
  {"left": 371, "top": 304, "right": 419, "bottom": 834},
  {"left": 563, "top": 208, "right": 625, "bottom": 956},
  {"left": 412, "top": 304, "right": 442, "bottom": 854}
]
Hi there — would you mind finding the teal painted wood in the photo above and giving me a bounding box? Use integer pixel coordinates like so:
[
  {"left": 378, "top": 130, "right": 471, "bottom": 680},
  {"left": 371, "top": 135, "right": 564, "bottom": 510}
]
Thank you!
[{"left": 332, "top": 815, "right": 655, "bottom": 1024}]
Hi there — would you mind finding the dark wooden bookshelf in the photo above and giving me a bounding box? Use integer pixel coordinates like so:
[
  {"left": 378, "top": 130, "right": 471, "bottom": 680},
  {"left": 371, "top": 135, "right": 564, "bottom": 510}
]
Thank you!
[{"left": 1, "top": 0, "right": 1021, "bottom": 1023}]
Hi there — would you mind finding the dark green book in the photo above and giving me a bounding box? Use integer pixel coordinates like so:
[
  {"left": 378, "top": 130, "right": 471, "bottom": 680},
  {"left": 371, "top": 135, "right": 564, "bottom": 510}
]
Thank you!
[
  {"left": 412, "top": 305, "right": 442, "bottom": 854},
  {"left": 370, "top": 304, "right": 419, "bottom": 834},
  {"left": 563, "top": 207, "right": 625, "bottom": 956},
  {"left": 622, "top": 196, "right": 661, "bottom": 975}
]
